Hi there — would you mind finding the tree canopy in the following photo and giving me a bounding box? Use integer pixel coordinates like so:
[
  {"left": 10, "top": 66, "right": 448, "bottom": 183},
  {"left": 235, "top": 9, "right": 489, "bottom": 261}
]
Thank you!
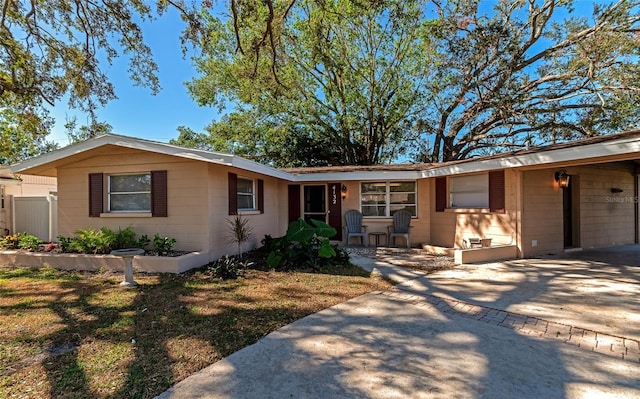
[
  {"left": 416, "top": 0, "right": 640, "bottom": 161},
  {"left": 183, "top": 0, "right": 640, "bottom": 164},
  {"left": 186, "top": 0, "right": 431, "bottom": 166},
  {"left": 0, "top": 0, "right": 201, "bottom": 163}
]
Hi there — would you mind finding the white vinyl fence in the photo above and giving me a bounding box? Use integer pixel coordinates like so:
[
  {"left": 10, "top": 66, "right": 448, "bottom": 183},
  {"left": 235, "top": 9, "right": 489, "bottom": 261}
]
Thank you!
[{"left": 12, "top": 195, "right": 58, "bottom": 242}]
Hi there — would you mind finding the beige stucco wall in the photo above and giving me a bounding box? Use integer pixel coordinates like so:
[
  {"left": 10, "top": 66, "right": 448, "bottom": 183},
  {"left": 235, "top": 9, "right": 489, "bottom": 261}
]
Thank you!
[
  {"left": 7, "top": 174, "right": 57, "bottom": 196},
  {"left": 207, "top": 164, "right": 282, "bottom": 260},
  {"left": 56, "top": 148, "right": 210, "bottom": 253},
  {"left": 520, "top": 163, "right": 636, "bottom": 256},
  {"left": 429, "top": 169, "right": 518, "bottom": 249}
]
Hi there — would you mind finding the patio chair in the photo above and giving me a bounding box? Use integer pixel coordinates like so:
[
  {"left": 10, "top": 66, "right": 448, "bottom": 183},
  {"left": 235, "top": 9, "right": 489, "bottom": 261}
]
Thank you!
[
  {"left": 387, "top": 210, "right": 412, "bottom": 248},
  {"left": 344, "top": 209, "right": 368, "bottom": 247}
]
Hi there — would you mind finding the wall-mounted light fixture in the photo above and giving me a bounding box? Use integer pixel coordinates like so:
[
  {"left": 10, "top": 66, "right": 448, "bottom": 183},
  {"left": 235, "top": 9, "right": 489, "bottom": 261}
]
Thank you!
[
  {"left": 610, "top": 187, "right": 624, "bottom": 193},
  {"left": 341, "top": 184, "right": 348, "bottom": 199},
  {"left": 554, "top": 170, "right": 570, "bottom": 188}
]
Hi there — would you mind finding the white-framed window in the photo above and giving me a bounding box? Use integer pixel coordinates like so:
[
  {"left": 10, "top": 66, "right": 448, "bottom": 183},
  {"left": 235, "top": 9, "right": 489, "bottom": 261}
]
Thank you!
[
  {"left": 237, "top": 177, "right": 255, "bottom": 211},
  {"left": 449, "top": 173, "right": 489, "bottom": 208},
  {"left": 361, "top": 181, "right": 416, "bottom": 217},
  {"left": 108, "top": 173, "right": 151, "bottom": 212}
]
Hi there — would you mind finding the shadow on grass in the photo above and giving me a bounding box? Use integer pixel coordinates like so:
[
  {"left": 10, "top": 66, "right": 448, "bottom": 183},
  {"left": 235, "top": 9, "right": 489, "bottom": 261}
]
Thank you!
[{"left": 0, "top": 264, "right": 387, "bottom": 399}]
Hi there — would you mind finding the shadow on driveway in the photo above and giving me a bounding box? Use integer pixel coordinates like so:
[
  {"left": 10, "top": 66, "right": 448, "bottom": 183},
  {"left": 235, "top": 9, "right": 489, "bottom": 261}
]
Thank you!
[{"left": 156, "top": 246, "right": 640, "bottom": 399}]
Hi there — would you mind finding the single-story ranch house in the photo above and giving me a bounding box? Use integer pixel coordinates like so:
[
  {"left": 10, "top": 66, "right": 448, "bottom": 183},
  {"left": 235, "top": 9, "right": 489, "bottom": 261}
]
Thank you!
[{"left": 9, "top": 130, "right": 640, "bottom": 272}]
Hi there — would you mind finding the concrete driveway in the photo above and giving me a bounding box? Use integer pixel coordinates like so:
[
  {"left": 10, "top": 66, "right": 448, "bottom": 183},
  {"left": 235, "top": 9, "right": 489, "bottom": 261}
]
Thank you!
[{"left": 156, "top": 246, "right": 640, "bottom": 399}]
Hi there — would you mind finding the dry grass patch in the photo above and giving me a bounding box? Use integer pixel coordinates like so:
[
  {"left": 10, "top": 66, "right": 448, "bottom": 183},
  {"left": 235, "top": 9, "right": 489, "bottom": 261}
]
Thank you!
[{"left": 0, "top": 265, "right": 391, "bottom": 399}]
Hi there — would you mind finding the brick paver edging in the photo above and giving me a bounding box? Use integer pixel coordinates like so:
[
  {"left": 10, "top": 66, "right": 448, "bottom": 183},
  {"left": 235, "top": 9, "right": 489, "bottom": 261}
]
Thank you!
[{"left": 377, "top": 288, "right": 640, "bottom": 363}]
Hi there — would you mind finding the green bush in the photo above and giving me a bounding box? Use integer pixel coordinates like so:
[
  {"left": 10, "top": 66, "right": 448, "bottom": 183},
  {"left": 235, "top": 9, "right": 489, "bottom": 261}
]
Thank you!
[
  {"left": 18, "top": 233, "right": 43, "bottom": 251},
  {"left": 70, "top": 228, "right": 115, "bottom": 254},
  {"left": 152, "top": 234, "right": 176, "bottom": 256},
  {"left": 0, "top": 233, "right": 42, "bottom": 251},
  {"left": 264, "top": 218, "right": 348, "bottom": 271},
  {"left": 113, "top": 226, "right": 149, "bottom": 250},
  {"left": 58, "top": 227, "right": 151, "bottom": 254}
]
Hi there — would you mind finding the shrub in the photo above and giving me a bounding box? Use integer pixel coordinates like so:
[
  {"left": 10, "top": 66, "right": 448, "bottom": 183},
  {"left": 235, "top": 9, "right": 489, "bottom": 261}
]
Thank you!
[
  {"left": 152, "top": 234, "right": 176, "bottom": 256},
  {"left": 113, "top": 226, "right": 149, "bottom": 250},
  {"left": 0, "top": 234, "right": 21, "bottom": 249},
  {"left": 265, "top": 218, "right": 345, "bottom": 271},
  {"left": 0, "top": 233, "right": 42, "bottom": 251},
  {"left": 207, "top": 255, "right": 249, "bottom": 280},
  {"left": 57, "top": 227, "right": 152, "bottom": 254},
  {"left": 18, "top": 233, "right": 43, "bottom": 251},
  {"left": 69, "top": 228, "right": 115, "bottom": 254}
]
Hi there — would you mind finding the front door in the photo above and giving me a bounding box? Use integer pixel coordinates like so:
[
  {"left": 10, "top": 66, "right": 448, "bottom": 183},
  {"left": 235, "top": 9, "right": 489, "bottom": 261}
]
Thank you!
[
  {"left": 303, "top": 184, "right": 343, "bottom": 241},
  {"left": 304, "top": 185, "right": 326, "bottom": 224}
]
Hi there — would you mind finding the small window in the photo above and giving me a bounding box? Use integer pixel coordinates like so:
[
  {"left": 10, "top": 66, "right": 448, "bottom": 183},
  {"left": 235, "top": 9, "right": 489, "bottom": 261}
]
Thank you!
[
  {"left": 361, "top": 181, "right": 416, "bottom": 217},
  {"left": 1, "top": 186, "right": 4, "bottom": 209},
  {"left": 237, "top": 177, "right": 255, "bottom": 210},
  {"left": 449, "top": 174, "right": 489, "bottom": 208},
  {"left": 108, "top": 173, "right": 151, "bottom": 212}
]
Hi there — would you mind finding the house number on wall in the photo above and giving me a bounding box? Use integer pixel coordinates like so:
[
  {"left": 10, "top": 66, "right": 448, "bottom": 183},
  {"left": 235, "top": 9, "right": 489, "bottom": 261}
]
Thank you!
[{"left": 331, "top": 184, "right": 338, "bottom": 205}]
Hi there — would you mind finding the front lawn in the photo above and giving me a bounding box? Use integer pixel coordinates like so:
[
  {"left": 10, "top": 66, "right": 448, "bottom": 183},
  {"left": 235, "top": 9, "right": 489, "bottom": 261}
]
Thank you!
[{"left": 0, "top": 265, "right": 392, "bottom": 399}]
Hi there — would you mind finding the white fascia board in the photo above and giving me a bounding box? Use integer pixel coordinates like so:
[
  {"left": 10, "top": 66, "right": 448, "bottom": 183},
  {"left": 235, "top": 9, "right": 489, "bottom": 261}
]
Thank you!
[
  {"left": 10, "top": 134, "right": 295, "bottom": 180},
  {"left": 289, "top": 170, "right": 423, "bottom": 182},
  {"left": 421, "top": 137, "right": 640, "bottom": 178},
  {"left": 231, "top": 156, "right": 296, "bottom": 180}
]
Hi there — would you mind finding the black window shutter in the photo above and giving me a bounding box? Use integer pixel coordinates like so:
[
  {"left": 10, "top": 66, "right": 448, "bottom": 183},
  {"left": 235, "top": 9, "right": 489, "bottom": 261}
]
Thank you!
[
  {"left": 88, "top": 173, "right": 103, "bottom": 217},
  {"left": 258, "top": 179, "right": 264, "bottom": 214},
  {"left": 228, "top": 172, "right": 238, "bottom": 215},
  {"left": 151, "top": 170, "right": 168, "bottom": 217},
  {"left": 489, "top": 170, "right": 506, "bottom": 213},
  {"left": 435, "top": 177, "right": 447, "bottom": 212}
]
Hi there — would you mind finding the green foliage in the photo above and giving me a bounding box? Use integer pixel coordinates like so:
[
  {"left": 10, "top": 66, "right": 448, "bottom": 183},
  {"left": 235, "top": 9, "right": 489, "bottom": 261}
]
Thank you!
[
  {"left": 17, "top": 234, "right": 43, "bottom": 251},
  {"left": 264, "top": 218, "right": 347, "bottom": 271},
  {"left": 0, "top": 105, "right": 58, "bottom": 164},
  {"left": 226, "top": 215, "right": 253, "bottom": 258},
  {"left": 186, "top": 0, "right": 640, "bottom": 164},
  {"left": 0, "top": 1, "right": 201, "bottom": 162},
  {"left": 57, "top": 227, "right": 150, "bottom": 254},
  {"left": 64, "top": 116, "right": 113, "bottom": 144},
  {"left": 207, "top": 255, "right": 249, "bottom": 280},
  {"left": 113, "top": 226, "right": 149, "bottom": 250},
  {"left": 0, "top": 233, "right": 42, "bottom": 251},
  {"left": 187, "top": 0, "right": 429, "bottom": 166},
  {"left": 70, "top": 228, "right": 115, "bottom": 254},
  {"left": 152, "top": 235, "right": 176, "bottom": 256}
]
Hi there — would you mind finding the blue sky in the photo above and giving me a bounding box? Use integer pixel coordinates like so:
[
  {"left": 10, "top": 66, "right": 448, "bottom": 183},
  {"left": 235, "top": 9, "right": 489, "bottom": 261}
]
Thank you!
[{"left": 47, "top": 7, "right": 224, "bottom": 146}]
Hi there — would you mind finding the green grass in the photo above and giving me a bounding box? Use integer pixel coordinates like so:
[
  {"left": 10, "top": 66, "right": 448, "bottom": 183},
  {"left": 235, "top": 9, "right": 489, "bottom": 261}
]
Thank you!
[{"left": 0, "top": 264, "right": 392, "bottom": 398}]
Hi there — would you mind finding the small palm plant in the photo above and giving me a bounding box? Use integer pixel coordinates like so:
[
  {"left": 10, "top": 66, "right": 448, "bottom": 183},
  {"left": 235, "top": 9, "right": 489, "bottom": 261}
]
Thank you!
[{"left": 226, "top": 214, "right": 254, "bottom": 258}]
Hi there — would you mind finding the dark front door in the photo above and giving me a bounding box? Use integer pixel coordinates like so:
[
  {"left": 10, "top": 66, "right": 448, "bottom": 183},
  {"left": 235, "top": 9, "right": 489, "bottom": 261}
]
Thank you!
[{"left": 327, "top": 183, "right": 343, "bottom": 241}]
